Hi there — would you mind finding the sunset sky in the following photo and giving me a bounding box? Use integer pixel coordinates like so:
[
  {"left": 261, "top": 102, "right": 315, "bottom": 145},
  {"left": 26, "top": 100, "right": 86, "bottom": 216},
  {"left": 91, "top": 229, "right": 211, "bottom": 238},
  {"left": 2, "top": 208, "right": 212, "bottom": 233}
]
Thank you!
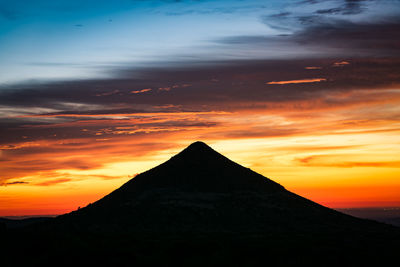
[{"left": 1, "top": 0, "right": 400, "bottom": 216}]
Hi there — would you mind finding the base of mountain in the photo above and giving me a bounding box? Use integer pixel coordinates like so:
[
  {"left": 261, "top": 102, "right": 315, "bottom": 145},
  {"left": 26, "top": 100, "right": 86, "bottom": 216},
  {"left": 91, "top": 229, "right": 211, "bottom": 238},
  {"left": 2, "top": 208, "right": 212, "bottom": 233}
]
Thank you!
[{"left": 2, "top": 226, "right": 398, "bottom": 267}]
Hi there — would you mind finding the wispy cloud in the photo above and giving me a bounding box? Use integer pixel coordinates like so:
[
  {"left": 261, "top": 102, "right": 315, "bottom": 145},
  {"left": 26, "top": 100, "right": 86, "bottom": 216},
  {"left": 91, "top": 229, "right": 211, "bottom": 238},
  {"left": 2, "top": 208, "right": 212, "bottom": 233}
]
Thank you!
[
  {"left": 131, "top": 88, "right": 152, "bottom": 94},
  {"left": 35, "top": 178, "right": 71, "bottom": 186},
  {"left": 266, "top": 78, "right": 327, "bottom": 85},
  {"left": 297, "top": 155, "right": 400, "bottom": 168},
  {"left": 332, "top": 61, "right": 350, "bottom": 67},
  {"left": 0, "top": 181, "right": 29, "bottom": 186},
  {"left": 315, "top": 0, "right": 368, "bottom": 15}
]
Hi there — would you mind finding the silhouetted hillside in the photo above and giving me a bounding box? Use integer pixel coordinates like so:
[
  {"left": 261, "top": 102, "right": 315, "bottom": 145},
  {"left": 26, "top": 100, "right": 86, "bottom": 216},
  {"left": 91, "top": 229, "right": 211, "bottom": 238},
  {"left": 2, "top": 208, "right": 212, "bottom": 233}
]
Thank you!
[
  {"left": 2, "top": 142, "right": 399, "bottom": 267},
  {"left": 0, "top": 217, "right": 51, "bottom": 229}
]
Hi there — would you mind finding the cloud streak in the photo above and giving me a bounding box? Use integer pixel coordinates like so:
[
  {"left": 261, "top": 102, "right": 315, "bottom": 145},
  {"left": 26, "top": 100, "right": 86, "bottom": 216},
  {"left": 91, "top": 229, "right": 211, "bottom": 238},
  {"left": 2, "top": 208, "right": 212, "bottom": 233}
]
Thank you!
[
  {"left": 266, "top": 78, "right": 327, "bottom": 85},
  {"left": 297, "top": 155, "right": 400, "bottom": 168},
  {"left": 0, "top": 181, "right": 29, "bottom": 186},
  {"left": 35, "top": 178, "right": 71, "bottom": 186}
]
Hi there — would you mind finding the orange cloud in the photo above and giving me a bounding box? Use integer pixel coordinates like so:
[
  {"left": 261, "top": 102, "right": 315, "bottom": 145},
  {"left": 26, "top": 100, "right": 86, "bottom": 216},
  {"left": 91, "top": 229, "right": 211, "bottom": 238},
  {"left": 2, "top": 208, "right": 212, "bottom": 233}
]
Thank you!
[
  {"left": 297, "top": 155, "right": 400, "bottom": 168},
  {"left": 333, "top": 61, "right": 350, "bottom": 67},
  {"left": 95, "top": 90, "right": 120, "bottom": 97},
  {"left": 305, "top": 66, "right": 322, "bottom": 69},
  {"left": 35, "top": 178, "right": 72, "bottom": 186},
  {"left": 130, "top": 88, "right": 152, "bottom": 94},
  {"left": 266, "top": 78, "right": 327, "bottom": 84}
]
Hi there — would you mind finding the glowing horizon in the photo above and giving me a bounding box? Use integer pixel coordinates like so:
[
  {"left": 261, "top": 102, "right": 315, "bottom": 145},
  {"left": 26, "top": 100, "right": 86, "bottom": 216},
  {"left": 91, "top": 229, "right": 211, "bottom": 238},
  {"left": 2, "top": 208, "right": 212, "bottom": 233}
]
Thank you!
[{"left": 1, "top": 0, "right": 400, "bottom": 216}]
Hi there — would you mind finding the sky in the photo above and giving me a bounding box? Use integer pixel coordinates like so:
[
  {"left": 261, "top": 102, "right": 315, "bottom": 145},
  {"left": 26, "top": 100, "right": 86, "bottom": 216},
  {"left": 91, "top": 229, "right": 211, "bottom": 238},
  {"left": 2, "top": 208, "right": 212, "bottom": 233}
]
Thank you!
[{"left": 1, "top": 0, "right": 400, "bottom": 216}]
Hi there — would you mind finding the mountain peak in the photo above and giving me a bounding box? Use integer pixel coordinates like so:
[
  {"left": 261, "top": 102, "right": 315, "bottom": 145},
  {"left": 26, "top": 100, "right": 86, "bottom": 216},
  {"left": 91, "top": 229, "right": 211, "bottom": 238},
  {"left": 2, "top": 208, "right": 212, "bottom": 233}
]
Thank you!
[
  {"left": 180, "top": 141, "right": 216, "bottom": 154},
  {"left": 174, "top": 141, "right": 220, "bottom": 159},
  {"left": 103, "top": 140, "right": 285, "bottom": 196},
  {"left": 187, "top": 141, "right": 210, "bottom": 148}
]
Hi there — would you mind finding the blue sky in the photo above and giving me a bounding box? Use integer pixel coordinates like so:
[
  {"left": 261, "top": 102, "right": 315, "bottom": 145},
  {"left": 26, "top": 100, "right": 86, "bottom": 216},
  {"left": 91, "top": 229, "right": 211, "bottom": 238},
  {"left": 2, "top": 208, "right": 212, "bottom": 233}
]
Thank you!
[
  {"left": 1, "top": 0, "right": 398, "bottom": 85},
  {"left": 0, "top": 0, "right": 276, "bottom": 84},
  {"left": 0, "top": 0, "right": 399, "bottom": 85}
]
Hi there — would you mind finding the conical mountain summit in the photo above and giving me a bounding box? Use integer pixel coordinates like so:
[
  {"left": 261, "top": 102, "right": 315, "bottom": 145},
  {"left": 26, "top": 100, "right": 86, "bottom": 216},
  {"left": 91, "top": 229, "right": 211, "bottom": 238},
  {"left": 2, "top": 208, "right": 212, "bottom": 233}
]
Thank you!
[
  {"left": 54, "top": 141, "right": 392, "bottom": 236},
  {"left": 110, "top": 141, "right": 284, "bottom": 194}
]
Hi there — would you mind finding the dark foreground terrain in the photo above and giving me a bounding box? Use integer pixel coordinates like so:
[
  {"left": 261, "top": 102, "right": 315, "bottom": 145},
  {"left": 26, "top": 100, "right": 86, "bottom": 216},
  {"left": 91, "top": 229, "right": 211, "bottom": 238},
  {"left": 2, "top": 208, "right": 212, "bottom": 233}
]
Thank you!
[
  {"left": 338, "top": 208, "right": 400, "bottom": 227},
  {"left": 1, "top": 142, "right": 399, "bottom": 266}
]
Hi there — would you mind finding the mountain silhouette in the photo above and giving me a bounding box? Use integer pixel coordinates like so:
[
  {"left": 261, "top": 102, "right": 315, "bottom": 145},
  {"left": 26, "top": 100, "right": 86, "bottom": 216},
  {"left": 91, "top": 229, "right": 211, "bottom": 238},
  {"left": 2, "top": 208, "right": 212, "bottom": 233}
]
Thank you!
[
  {"left": 54, "top": 141, "right": 387, "bottom": 234},
  {"left": 2, "top": 142, "right": 399, "bottom": 267}
]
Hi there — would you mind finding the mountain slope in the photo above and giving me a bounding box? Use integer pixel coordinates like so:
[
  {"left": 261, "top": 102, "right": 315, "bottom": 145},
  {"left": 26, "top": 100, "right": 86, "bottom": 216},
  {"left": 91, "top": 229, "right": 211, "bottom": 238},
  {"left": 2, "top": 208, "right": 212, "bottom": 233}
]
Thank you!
[{"left": 53, "top": 141, "right": 395, "bottom": 236}]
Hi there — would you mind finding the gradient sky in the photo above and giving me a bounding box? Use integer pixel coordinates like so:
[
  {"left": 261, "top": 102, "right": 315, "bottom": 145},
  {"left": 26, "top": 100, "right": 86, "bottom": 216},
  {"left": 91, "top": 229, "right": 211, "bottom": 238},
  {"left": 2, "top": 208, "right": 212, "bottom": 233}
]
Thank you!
[{"left": 1, "top": 0, "right": 400, "bottom": 216}]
